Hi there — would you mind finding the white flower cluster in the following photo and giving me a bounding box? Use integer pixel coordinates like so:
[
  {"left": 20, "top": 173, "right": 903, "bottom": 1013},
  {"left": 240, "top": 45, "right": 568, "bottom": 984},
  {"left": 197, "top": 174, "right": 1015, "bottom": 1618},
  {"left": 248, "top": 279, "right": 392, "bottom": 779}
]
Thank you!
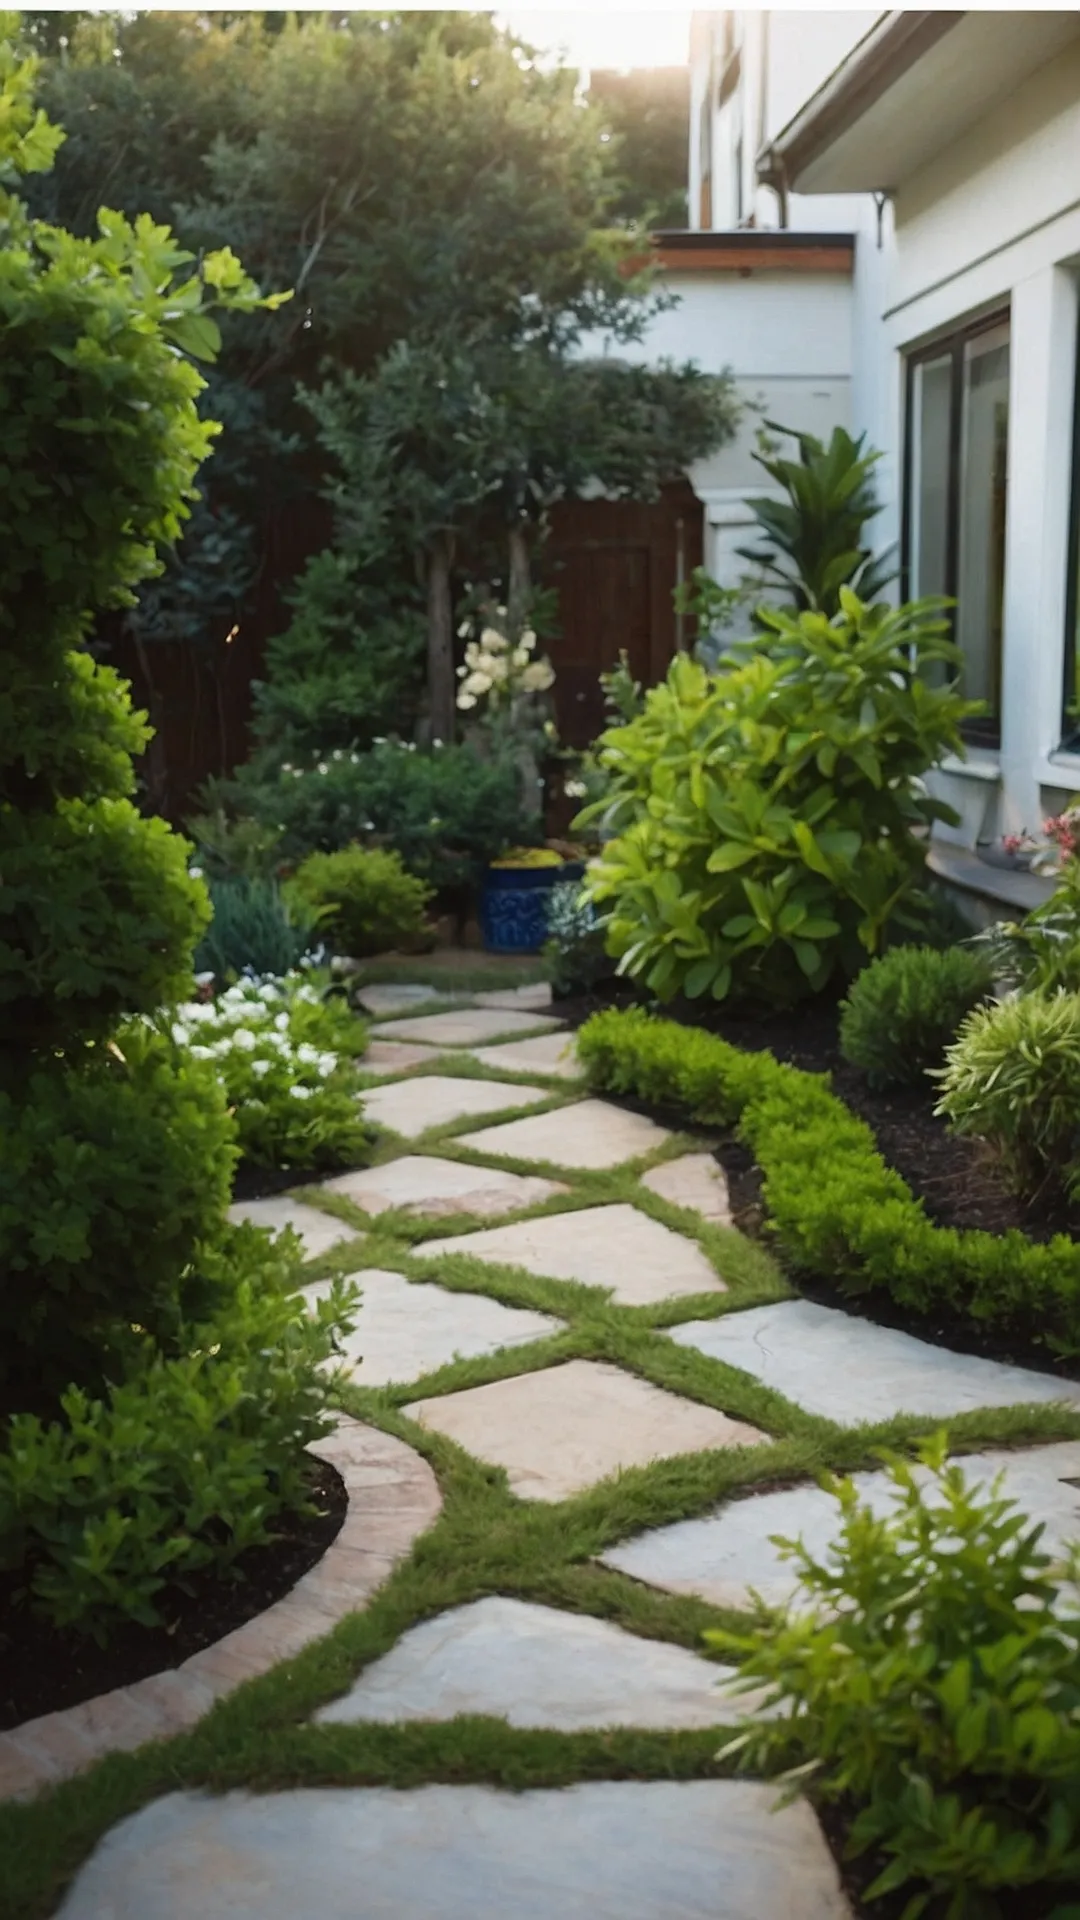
[
  {"left": 456, "top": 621, "right": 555, "bottom": 712},
  {"left": 169, "top": 974, "right": 338, "bottom": 1095}
]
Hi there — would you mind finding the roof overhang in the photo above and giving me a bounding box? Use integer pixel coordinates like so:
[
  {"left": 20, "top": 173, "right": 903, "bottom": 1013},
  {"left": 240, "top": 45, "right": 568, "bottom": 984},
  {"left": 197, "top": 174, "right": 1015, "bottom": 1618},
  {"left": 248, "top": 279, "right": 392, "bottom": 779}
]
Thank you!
[
  {"left": 760, "top": 10, "right": 1080, "bottom": 195},
  {"left": 652, "top": 229, "right": 854, "bottom": 274}
]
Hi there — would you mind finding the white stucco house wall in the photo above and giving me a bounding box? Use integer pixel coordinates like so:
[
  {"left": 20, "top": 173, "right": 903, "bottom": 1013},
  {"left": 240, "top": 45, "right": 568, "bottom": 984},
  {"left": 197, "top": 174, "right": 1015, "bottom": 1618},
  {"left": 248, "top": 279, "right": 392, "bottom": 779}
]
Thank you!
[{"left": 746, "top": 7, "right": 1080, "bottom": 913}]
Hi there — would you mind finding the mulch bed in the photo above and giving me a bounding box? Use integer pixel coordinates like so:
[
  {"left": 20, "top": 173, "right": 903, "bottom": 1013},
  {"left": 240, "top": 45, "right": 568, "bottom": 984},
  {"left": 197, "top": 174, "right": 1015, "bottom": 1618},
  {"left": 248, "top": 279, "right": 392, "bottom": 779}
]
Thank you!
[
  {"left": 0, "top": 1454, "right": 346, "bottom": 1732},
  {"left": 556, "top": 983, "right": 1080, "bottom": 1380}
]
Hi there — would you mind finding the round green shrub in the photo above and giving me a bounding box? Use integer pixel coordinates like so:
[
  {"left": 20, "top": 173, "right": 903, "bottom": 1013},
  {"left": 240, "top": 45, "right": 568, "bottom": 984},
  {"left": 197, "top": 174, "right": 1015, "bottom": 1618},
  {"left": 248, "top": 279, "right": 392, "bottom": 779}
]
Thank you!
[
  {"left": 934, "top": 989, "right": 1080, "bottom": 1204},
  {"left": 286, "top": 844, "right": 433, "bottom": 957},
  {"left": 838, "top": 944, "right": 994, "bottom": 1089},
  {"left": 0, "top": 1027, "right": 237, "bottom": 1409},
  {"left": 0, "top": 43, "right": 281, "bottom": 1411}
]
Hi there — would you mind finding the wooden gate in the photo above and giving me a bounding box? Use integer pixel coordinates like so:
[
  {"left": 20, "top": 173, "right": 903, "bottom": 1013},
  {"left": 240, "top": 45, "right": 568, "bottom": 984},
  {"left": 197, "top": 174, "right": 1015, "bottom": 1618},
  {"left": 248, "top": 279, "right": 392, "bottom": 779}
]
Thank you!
[{"left": 543, "top": 480, "right": 704, "bottom": 750}]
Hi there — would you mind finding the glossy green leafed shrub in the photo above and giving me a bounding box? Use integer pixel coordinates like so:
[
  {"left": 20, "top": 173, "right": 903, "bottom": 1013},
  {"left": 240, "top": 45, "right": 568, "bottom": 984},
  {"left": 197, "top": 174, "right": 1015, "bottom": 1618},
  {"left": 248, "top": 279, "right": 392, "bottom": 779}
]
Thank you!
[
  {"left": 580, "top": 592, "right": 973, "bottom": 1007},
  {"left": 286, "top": 845, "right": 433, "bottom": 958},
  {"left": 576, "top": 1008, "right": 1080, "bottom": 1354},
  {"left": 839, "top": 945, "right": 994, "bottom": 1089},
  {"left": 708, "top": 1434, "right": 1080, "bottom": 1919},
  {"left": 974, "top": 860, "right": 1080, "bottom": 998},
  {"left": 172, "top": 974, "right": 374, "bottom": 1172},
  {"left": 0, "top": 1239, "right": 359, "bottom": 1641},
  {"left": 935, "top": 992, "right": 1080, "bottom": 1206}
]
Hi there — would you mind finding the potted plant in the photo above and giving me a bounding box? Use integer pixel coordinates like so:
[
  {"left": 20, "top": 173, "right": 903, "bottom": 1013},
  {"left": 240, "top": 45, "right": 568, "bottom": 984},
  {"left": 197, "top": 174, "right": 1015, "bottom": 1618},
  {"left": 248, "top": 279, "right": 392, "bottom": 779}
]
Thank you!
[{"left": 457, "top": 604, "right": 583, "bottom": 952}]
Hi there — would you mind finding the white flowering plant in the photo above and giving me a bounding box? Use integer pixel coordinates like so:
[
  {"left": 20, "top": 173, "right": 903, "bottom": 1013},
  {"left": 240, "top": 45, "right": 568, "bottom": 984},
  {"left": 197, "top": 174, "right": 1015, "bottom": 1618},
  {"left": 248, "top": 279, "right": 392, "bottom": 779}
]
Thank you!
[
  {"left": 456, "top": 606, "right": 555, "bottom": 716},
  {"left": 167, "top": 973, "right": 375, "bottom": 1172}
]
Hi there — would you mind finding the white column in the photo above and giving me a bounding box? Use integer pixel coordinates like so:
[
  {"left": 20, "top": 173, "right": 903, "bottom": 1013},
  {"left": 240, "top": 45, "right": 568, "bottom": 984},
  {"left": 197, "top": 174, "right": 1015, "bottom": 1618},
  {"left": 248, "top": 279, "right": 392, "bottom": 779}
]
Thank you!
[{"left": 998, "top": 266, "right": 1079, "bottom": 833}]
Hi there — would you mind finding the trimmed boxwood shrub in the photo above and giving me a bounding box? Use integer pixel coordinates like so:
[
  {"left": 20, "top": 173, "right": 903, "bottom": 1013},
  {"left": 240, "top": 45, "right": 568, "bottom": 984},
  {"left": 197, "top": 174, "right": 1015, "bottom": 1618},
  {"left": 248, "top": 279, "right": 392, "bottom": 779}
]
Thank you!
[
  {"left": 838, "top": 944, "right": 994, "bottom": 1089},
  {"left": 576, "top": 1007, "right": 1080, "bottom": 1355}
]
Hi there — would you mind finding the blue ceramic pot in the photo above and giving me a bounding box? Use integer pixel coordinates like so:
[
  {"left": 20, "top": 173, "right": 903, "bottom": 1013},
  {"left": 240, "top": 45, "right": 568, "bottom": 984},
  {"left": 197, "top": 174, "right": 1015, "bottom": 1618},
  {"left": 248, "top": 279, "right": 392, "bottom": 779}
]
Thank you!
[{"left": 480, "top": 861, "right": 585, "bottom": 955}]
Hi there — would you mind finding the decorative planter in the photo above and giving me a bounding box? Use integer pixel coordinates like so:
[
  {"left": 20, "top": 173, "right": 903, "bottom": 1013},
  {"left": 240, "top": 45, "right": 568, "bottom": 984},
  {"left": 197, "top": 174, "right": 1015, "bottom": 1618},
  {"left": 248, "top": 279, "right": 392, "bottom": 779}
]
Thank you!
[{"left": 481, "top": 861, "right": 585, "bottom": 955}]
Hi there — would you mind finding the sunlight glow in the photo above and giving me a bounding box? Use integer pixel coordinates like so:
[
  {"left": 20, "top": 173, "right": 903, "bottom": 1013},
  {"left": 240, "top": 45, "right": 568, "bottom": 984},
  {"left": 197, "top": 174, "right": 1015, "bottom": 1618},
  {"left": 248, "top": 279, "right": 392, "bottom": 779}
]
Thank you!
[{"left": 495, "top": 9, "right": 692, "bottom": 75}]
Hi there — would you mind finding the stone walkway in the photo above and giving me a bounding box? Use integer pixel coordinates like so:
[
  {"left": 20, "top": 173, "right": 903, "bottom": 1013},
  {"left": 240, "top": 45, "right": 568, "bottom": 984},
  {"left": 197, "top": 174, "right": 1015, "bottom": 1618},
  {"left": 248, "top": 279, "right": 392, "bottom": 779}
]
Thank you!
[{"left": 46, "top": 978, "right": 1080, "bottom": 1918}]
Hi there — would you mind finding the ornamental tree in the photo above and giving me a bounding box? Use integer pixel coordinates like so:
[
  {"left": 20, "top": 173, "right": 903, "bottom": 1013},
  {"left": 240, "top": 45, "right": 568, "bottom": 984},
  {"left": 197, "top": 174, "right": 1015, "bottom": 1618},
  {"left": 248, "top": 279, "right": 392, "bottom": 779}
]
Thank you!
[{"left": 0, "top": 34, "right": 287, "bottom": 1410}]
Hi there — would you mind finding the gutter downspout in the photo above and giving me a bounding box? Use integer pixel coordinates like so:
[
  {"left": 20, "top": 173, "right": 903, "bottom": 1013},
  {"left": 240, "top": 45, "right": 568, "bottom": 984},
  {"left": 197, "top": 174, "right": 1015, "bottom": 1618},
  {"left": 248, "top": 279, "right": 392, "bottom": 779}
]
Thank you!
[{"left": 757, "top": 145, "right": 789, "bottom": 229}]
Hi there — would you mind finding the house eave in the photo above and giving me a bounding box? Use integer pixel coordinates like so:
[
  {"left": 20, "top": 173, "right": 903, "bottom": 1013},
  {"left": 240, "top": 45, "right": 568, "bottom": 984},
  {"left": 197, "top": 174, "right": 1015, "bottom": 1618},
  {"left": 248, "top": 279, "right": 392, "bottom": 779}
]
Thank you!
[{"left": 759, "top": 9, "right": 1080, "bottom": 196}]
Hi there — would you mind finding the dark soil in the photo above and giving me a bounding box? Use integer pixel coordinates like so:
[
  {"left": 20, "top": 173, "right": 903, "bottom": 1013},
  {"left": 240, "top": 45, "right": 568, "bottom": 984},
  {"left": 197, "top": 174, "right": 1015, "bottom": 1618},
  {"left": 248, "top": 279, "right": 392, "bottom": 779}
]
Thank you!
[
  {"left": 0, "top": 1453, "right": 346, "bottom": 1731},
  {"left": 557, "top": 982, "right": 1080, "bottom": 1380}
]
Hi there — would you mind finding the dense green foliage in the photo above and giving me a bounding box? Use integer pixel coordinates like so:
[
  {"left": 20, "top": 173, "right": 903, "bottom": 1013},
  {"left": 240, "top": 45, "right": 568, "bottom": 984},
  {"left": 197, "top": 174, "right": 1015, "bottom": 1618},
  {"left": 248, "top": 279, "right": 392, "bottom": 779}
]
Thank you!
[
  {"left": 577, "top": 1008, "right": 1080, "bottom": 1354},
  {"left": 839, "top": 945, "right": 995, "bottom": 1089},
  {"left": 220, "top": 740, "right": 536, "bottom": 889},
  {"left": 194, "top": 876, "right": 321, "bottom": 982},
  {"left": 710, "top": 1434, "right": 1080, "bottom": 1918},
  {"left": 287, "top": 847, "right": 433, "bottom": 959},
  {"left": 0, "top": 1247, "right": 358, "bottom": 1640},
  {"left": 0, "top": 33, "right": 284, "bottom": 1409},
  {"left": 581, "top": 593, "right": 973, "bottom": 1007},
  {"left": 588, "top": 64, "right": 689, "bottom": 228},
  {"left": 974, "top": 860, "right": 1080, "bottom": 997},
  {"left": 737, "top": 423, "right": 897, "bottom": 616},
  {"left": 542, "top": 881, "right": 614, "bottom": 998},
  {"left": 171, "top": 975, "right": 374, "bottom": 1173},
  {"left": 21, "top": 11, "right": 735, "bottom": 767},
  {"left": 935, "top": 992, "right": 1080, "bottom": 1207}
]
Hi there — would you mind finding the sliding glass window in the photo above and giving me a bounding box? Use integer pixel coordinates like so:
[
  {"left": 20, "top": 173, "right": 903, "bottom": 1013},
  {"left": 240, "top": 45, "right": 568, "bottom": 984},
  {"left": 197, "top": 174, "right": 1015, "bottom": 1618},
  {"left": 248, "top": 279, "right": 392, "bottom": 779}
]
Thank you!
[{"left": 904, "top": 314, "right": 1010, "bottom": 744}]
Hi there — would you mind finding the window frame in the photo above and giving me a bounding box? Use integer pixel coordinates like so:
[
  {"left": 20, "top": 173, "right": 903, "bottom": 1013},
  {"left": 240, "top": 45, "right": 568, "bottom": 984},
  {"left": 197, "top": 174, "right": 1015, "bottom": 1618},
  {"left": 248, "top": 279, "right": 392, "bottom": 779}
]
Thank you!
[
  {"left": 1060, "top": 329, "right": 1080, "bottom": 749},
  {"left": 901, "top": 307, "right": 1011, "bottom": 749}
]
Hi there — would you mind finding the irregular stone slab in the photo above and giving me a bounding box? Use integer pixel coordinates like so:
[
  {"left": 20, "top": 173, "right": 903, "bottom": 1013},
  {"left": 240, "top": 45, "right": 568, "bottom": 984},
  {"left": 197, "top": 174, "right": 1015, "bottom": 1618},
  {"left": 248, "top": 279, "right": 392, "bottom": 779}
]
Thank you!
[
  {"left": 457, "top": 1097, "right": 672, "bottom": 1171},
  {"left": 468, "top": 1030, "right": 582, "bottom": 1080},
  {"left": 473, "top": 982, "right": 554, "bottom": 1012},
  {"left": 54, "top": 1780, "right": 852, "bottom": 1920},
  {"left": 602, "top": 1440, "right": 1080, "bottom": 1612},
  {"left": 304, "top": 1270, "right": 562, "bottom": 1386},
  {"left": 355, "top": 983, "right": 443, "bottom": 1017},
  {"left": 227, "top": 1196, "right": 360, "bottom": 1260},
  {"left": 360, "top": 1038, "right": 450, "bottom": 1076},
  {"left": 641, "top": 1153, "right": 732, "bottom": 1225},
  {"left": 668, "top": 1299, "right": 1080, "bottom": 1423},
  {"left": 316, "top": 1595, "right": 762, "bottom": 1729},
  {"left": 370, "top": 1008, "right": 562, "bottom": 1047},
  {"left": 361, "top": 1073, "right": 550, "bottom": 1139},
  {"left": 418, "top": 1203, "right": 724, "bottom": 1305},
  {"left": 320, "top": 1155, "right": 568, "bottom": 1219},
  {"left": 1, "top": 1421, "right": 440, "bottom": 1806},
  {"left": 405, "top": 1359, "right": 765, "bottom": 1501}
]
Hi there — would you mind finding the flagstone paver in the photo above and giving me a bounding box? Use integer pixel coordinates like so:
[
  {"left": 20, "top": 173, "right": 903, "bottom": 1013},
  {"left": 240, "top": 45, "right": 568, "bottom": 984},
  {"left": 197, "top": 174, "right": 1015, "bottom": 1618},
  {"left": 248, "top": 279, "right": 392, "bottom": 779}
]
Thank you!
[
  {"left": 360, "top": 1037, "right": 451, "bottom": 1076},
  {"left": 601, "top": 1440, "right": 1080, "bottom": 1611},
  {"left": 304, "top": 1270, "right": 562, "bottom": 1386},
  {"left": 456, "top": 1097, "right": 673, "bottom": 1170},
  {"left": 640, "top": 1152, "right": 732, "bottom": 1224},
  {"left": 472, "top": 983, "right": 554, "bottom": 1012},
  {"left": 359, "top": 1071, "right": 551, "bottom": 1139},
  {"left": 315, "top": 1595, "right": 768, "bottom": 1729},
  {"left": 54, "top": 1779, "right": 853, "bottom": 1919},
  {"left": 227, "top": 1196, "right": 362, "bottom": 1260},
  {"left": 404, "top": 1359, "right": 765, "bottom": 1501},
  {"left": 465, "top": 1029, "right": 582, "bottom": 1079},
  {"left": 417, "top": 1203, "right": 724, "bottom": 1305},
  {"left": 356, "top": 983, "right": 444, "bottom": 1017},
  {"left": 369, "top": 1008, "right": 562, "bottom": 1047},
  {"left": 669, "top": 1298, "right": 1080, "bottom": 1423},
  {"left": 320, "top": 1154, "right": 568, "bottom": 1219}
]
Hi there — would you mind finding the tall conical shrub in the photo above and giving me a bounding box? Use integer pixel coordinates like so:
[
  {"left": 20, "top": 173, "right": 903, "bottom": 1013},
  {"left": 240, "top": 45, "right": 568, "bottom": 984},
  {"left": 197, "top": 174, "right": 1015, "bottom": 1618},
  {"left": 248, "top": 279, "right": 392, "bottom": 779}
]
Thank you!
[{"left": 0, "top": 36, "right": 287, "bottom": 1409}]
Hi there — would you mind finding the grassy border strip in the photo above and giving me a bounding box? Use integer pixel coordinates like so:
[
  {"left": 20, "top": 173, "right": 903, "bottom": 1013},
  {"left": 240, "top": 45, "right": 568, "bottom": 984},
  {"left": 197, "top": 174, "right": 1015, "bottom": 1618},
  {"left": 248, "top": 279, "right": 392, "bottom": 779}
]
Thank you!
[{"left": 576, "top": 1008, "right": 1080, "bottom": 1358}]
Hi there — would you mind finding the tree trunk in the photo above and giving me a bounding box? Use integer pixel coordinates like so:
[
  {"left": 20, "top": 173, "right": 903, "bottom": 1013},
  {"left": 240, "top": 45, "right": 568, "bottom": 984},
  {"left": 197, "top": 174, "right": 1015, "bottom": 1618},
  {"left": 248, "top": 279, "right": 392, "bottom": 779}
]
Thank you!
[
  {"left": 507, "top": 522, "right": 532, "bottom": 637},
  {"left": 426, "top": 532, "right": 456, "bottom": 745}
]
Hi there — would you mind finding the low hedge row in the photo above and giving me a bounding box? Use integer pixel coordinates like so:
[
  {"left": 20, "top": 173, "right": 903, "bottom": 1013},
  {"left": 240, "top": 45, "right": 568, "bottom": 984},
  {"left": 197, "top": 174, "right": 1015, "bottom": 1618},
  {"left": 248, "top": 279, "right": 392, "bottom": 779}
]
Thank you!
[{"left": 576, "top": 1007, "right": 1080, "bottom": 1357}]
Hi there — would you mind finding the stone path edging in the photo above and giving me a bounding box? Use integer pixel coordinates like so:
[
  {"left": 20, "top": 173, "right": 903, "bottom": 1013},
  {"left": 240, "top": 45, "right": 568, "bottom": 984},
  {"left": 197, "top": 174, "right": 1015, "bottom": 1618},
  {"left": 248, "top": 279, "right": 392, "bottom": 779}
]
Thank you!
[{"left": 0, "top": 1418, "right": 441, "bottom": 1805}]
